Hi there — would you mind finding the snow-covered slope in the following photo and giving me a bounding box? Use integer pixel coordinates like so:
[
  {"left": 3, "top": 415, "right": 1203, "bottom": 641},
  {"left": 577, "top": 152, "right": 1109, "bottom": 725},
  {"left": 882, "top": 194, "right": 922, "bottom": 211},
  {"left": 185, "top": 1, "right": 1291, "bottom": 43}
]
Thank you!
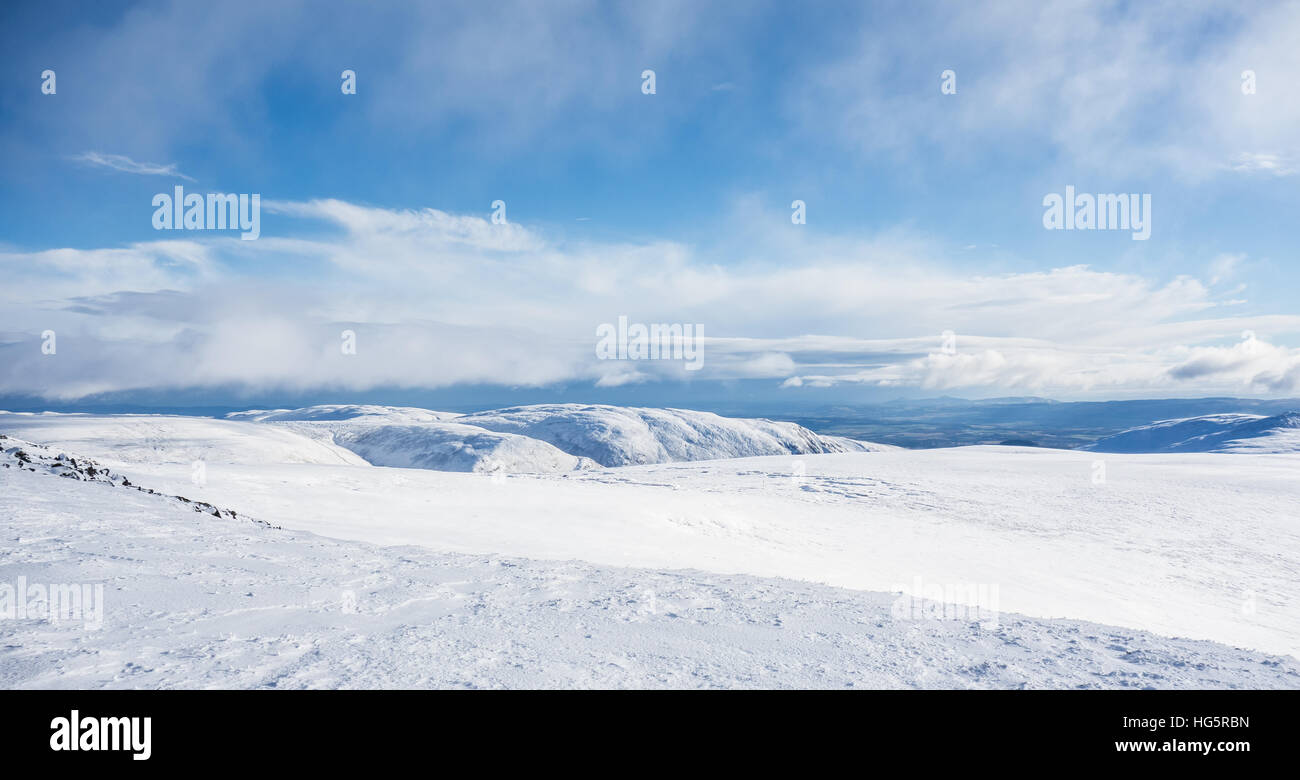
[
  {"left": 4, "top": 450, "right": 1297, "bottom": 689},
  {"left": 329, "top": 422, "right": 599, "bottom": 473},
  {"left": 223, "top": 406, "right": 598, "bottom": 474},
  {"left": 1, "top": 433, "right": 256, "bottom": 525},
  {"left": 0, "top": 412, "right": 368, "bottom": 466},
  {"left": 452, "top": 404, "right": 890, "bottom": 466},
  {"left": 1086, "top": 412, "right": 1300, "bottom": 453}
]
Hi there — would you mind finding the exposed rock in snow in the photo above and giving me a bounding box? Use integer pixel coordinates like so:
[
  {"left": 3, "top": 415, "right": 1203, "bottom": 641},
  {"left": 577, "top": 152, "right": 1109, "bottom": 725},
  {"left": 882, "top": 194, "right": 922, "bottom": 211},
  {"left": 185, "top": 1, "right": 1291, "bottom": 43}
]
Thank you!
[
  {"left": 1086, "top": 412, "right": 1300, "bottom": 453},
  {"left": 0, "top": 433, "right": 261, "bottom": 526}
]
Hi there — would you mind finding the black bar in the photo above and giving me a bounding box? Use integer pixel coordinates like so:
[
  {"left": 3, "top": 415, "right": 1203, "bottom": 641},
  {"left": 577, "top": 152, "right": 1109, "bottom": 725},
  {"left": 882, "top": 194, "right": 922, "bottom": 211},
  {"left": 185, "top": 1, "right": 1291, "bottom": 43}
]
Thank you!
[{"left": 0, "top": 690, "right": 1287, "bottom": 767}]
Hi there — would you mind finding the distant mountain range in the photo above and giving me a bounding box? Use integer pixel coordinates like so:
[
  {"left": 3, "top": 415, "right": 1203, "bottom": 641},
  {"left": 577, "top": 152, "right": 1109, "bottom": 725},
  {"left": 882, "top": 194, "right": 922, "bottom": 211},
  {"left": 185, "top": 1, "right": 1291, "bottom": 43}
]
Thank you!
[
  {"left": 4, "top": 397, "right": 1298, "bottom": 454},
  {"left": 0, "top": 404, "right": 890, "bottom": 475},
  {"left": 789, "top": 397, "right": 1300, "bottom": 449}
]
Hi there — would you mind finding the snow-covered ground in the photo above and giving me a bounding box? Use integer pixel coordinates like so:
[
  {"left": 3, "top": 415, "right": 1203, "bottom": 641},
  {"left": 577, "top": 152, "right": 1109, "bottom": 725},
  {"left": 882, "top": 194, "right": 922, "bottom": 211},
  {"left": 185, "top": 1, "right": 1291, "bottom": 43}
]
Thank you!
[
  {"left": 2, "top": 443, "right": 1295, "bottom": 689},
  {"left": 2, "top": 408, "right": 1299, "bottom": 688}
]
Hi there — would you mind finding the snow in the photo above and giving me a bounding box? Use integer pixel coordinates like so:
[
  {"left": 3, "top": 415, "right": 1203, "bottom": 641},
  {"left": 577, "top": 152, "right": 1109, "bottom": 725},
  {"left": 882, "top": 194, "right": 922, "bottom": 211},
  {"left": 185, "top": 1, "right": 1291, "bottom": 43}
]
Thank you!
[
  {"left": 216, "top": 403, "right": 893, "bottom": 474},
  {"left": 1086, "top": 412, "right": 1300, "bottom": 453},
  {"left": 329, "top": 423, "right": 600, "bottom": 474},
  {"left": 84, "top": 443, "right": 1295, "bottom": 660},
  {"left": 0, "top": 404, "right": 883, "bottom": 476},
  {"left": 2, "top": 446, "right": 1296, "bottom": 689},
  {"left": 1, "top": 434, "right": 259, "bottom": 525},
  {"left": 226, "top": 404, "right": 462, "bottom": 424},
  {"left": 4, "top": 407, "right": 1299, "bottom": 688},
  {"left": 450, "top": 404, "right": 891, "bottom": 466},
  {"left": 0, "top": 412, "right": 367, "bottom": 466},
  {"left": 0, "top": 409, "right": 599, "bottom": 475}
]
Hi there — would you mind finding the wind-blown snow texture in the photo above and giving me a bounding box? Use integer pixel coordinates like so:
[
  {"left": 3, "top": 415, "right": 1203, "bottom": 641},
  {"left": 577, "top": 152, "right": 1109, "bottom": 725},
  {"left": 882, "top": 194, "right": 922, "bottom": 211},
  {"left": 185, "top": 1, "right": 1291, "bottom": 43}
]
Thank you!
[
  {"left": 2, "top": 450, "right": 1296, "bottom": 689},
  {"left": 1086, "top": 412, "right": 1300, "bottom": 453}
]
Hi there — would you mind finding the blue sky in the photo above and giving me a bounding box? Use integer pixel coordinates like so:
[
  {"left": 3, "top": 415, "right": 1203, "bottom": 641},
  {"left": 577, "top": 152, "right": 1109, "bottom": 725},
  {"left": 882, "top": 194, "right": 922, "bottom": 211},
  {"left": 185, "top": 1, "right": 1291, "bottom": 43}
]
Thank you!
[{"left": 2, "top": 0, "right": 1299, "bottom": 405}]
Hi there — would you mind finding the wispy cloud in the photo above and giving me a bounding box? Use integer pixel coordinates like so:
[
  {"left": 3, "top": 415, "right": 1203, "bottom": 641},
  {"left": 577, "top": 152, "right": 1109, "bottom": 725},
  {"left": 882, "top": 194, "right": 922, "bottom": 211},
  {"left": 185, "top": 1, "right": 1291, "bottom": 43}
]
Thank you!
[
  {"left": 791, "top": 1, "right": 1300, "bottom": 181},
  {"left": 71, "top": 151, "right": 195, "bottom": 181},
  {"left": 1229, "top": 152, "right": 1298, "bottom": 177}
]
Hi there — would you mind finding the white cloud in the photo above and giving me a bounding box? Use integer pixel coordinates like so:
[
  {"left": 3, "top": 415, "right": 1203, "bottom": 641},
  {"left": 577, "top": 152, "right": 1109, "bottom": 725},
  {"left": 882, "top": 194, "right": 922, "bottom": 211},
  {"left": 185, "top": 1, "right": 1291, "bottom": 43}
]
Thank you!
[
  {"left": 2, "top": 199, "right": 1299, "bottom": 399},
  {"left": 792, "top": 0, "right": 1300, "bottom": 181},
  {"left": 71, "top": 152, "right": 195, "bottom": 181},
  {"left": 1228, "top": 152, "right": 1298, "bottom": 176}
]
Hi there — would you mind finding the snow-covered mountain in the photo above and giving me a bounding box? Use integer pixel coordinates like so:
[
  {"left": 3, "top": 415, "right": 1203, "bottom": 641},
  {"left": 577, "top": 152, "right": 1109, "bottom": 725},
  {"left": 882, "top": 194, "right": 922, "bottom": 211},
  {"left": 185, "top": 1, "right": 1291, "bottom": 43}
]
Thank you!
[
  {"left": 1085, "top": 412, "right": 1300, "bottom": 453},
  {"left": 451, "top": 404, "right": 888, "bottom": 466},
  {"left": 0, "top": 405, "right": 886, "bottom": 474},
  {"left": 223, "top": 405, "right": 598, "bottom": 473},
  {"left": 223, "top": 403, "right": 889, "bottom": 472},
  {"left": 226, "top": 404, "right": 461, "bottom": 424}
]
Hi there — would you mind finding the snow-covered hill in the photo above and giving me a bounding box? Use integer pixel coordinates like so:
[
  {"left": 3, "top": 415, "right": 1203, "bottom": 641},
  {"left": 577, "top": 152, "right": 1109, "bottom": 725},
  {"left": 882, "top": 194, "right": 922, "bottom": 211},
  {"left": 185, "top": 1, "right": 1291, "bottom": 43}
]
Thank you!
[
  {"left": 3, "top": 449, "right": 1297, "bottom": 689},
  {"left": 451, "top": 404, "right": 889, "bottom": 466},
  {"left": 226, "top": 404, "right": 462, "bottom": 424},
  {"left": 1086, "top": 412, "right": 1300, "bottom": 453},
  {"left": 0, "top": 404, "right": 887, "bottom": 476},
  {"left": 329, "top": 422, "right": 600, "bottom": 473},
  {"left": 219, "top": 403, "right": 890, "bottom": 473}
]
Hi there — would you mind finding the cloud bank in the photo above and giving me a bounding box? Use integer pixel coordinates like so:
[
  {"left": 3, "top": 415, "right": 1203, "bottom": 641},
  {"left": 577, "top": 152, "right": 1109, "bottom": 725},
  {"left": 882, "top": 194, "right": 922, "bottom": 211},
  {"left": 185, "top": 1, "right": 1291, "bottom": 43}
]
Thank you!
[{"left": 2, "top": 198, "right": 1298, "bottom": 400}]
